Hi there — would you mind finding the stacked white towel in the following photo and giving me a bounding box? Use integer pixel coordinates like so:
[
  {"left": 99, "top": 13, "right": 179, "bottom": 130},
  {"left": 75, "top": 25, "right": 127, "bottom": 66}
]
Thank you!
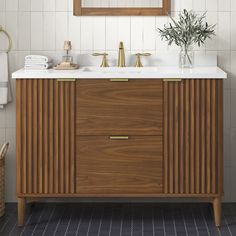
[{"left": 24, "top": 55, "right": 53, "bottom": 70}]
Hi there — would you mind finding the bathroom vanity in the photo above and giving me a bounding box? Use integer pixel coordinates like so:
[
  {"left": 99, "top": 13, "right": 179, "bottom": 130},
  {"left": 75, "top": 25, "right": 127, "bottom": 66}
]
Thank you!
[{"left": 12, "top": 66, "right": 226, "bottom": 227}]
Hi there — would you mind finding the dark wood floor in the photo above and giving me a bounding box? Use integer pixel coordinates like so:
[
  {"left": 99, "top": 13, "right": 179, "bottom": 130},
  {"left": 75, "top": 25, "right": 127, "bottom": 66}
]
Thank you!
[{"left": 0, "top": 202, "right": 236, "bottom": 236}]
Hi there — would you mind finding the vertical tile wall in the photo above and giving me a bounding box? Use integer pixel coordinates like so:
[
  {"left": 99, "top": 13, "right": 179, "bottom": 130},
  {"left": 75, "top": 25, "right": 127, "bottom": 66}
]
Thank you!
[{"left": 0, "top": 0, "right": 235, "bottom": 202}]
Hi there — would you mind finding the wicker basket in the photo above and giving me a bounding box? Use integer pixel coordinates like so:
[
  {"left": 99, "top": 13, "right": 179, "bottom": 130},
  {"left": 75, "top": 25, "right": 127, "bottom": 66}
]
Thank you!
[{"left": 0, "top": 142, "right": 9, "bottom": 217}]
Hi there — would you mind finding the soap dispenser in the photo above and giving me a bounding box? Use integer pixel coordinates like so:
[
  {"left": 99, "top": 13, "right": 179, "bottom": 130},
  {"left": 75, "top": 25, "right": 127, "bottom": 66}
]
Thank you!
[{"left": 62, "top": 41, "right": 73, "bottom": 65}]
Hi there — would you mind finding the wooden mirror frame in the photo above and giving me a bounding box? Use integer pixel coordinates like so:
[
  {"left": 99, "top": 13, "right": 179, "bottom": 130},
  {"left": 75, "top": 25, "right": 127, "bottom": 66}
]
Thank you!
[{"left": 74, "top": 0, "right": 170, "bottom": 16}]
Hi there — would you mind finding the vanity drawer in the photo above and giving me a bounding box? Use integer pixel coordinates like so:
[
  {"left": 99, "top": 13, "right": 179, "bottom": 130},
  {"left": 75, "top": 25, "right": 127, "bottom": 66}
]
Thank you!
[
  {"left": 76, "top": 136, "right": 163, "bottom": 195},
  {"left": 76, "top": 79, "right": 163, "bottom": 136}
]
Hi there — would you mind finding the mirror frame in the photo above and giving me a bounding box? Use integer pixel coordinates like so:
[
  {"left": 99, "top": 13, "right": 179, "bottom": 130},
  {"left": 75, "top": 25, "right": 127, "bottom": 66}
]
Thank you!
[{"left": 74, "top": 0, "right": 170, "bottom": 16}]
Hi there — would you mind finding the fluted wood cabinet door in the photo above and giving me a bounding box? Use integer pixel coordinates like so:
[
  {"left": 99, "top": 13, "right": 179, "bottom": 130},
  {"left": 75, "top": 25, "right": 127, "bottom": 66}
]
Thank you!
[
  {"left": 163, "top": 79, "right": 223, "bottom": 195},
  {"left": 16, "top": 79, "right": 76, "bottom": 195}
]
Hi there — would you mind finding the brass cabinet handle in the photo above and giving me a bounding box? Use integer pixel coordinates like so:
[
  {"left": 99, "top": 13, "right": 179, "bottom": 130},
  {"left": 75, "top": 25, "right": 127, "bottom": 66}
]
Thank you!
[
  {"left": 163, "top": 79, "right": 182, "bottom": 82},
  {"left": 110, "top": 136, "right": 129, "bottom": 140},
  {"left": 57, "top": 78, "right": 76, "bottom": 82},
  {"left": 109, "top": 78, "right": 129, "bottom": 82}
]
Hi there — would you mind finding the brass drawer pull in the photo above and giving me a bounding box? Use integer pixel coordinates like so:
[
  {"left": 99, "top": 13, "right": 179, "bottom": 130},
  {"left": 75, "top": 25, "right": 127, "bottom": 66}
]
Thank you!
[
  {"left": 110, "top": 136, "right": 129, "bottom": 140},
  {"left": 110, "top": 79, "right": 129, "bottom": 82},
  {"left": 57, "top": 78, "right": 76, "bottom": 82},
  {"left": 163, "top": 79, "right": 182, "bottom": 82}
]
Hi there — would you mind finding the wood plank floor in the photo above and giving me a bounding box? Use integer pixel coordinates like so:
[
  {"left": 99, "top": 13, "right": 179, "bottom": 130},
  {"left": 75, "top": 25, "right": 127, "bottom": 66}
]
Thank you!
[{"left": 0, "top": 203, "right": 236, "bottom": 236}]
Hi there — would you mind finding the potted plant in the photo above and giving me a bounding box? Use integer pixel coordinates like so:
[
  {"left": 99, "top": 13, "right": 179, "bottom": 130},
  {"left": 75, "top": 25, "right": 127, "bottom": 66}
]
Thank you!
[{"left": 158, "top": 9, "right": 215, "bottom": 68}]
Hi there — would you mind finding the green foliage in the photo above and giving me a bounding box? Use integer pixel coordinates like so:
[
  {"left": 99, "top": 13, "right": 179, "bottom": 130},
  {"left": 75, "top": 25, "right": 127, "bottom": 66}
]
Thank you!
[{"left": 158, "top": 9, "right": 215, "bottom": 49}]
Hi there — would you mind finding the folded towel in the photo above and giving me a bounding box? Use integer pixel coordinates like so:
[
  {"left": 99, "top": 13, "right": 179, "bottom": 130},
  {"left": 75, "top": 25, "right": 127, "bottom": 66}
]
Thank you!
[
  {"left": 0, "top": 53, "right": 12, "bottom": 109},
  {"left": 24, "top": 62, "right": 53, "bottom": 70},
  {"left": 25, "top": 55, "right": 52, "bottom": 63},
  {"left": 25, "top": 59, "right": 53, "bottom": 65},
  {"left": 25, "top": 61, "right": 52, "bottom": 66}
]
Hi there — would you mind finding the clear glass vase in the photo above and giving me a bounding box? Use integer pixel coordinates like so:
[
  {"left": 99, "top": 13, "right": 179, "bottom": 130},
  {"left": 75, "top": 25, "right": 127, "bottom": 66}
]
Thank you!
[{"left": 179, "top": 45, "right": 194, "bottom": 68}]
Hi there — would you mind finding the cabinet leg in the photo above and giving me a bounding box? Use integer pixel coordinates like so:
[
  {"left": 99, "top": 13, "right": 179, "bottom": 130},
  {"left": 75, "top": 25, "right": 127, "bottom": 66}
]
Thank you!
[
  {"left": 213, "top": 197, "right": 222, "bottom": 227},
  {"left": 18, "top": 198, "right": 26, "bottom": 227}
]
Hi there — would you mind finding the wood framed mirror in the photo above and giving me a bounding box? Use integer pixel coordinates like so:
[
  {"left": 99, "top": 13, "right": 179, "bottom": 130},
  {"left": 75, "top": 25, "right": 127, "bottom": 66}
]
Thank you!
[{"left": 74, "top": 0, "right": 170, "bottom": 16}]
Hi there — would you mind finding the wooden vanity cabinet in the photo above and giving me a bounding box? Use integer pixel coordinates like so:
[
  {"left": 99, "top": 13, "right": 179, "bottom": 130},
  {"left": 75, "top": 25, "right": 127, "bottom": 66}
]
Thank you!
[{"left": 16, "top": 78, "right": 223, "bottom": 227}]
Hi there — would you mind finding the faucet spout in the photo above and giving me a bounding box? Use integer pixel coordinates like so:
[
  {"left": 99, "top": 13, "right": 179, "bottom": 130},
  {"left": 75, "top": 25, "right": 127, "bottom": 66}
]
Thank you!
[{"left": 118, "top": 41, "right": 125, "bottom": 67}]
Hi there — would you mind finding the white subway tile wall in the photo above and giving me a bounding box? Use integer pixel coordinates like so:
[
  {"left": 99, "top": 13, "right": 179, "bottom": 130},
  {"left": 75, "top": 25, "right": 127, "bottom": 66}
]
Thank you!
[{"left": 0, "top": 0, "right": 235, "bottom": 202}]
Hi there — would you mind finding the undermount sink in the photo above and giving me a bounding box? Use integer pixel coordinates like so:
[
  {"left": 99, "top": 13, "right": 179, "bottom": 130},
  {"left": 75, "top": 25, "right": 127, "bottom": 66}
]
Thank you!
[{"left": 82, "top": 67, "right": 158, "bottom": 74}]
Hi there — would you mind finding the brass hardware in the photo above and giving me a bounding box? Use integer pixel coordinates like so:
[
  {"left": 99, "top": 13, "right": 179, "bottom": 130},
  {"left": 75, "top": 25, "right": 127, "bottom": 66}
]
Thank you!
[
  {"left": 92, "top": 53, "right": 109, "bottom": 67},
  {"left": 57, "top": 78, "right": 76, "bottom": 82},
  {"left": 134, "top": 53, "right": 151, "bottom": 67},
  {"left": 163, "top": 79, "right": 182, "bottom": 82},
  {"left": 109, "top": 78, "right": 129, "bottom": 82},
  {"left": 110, "top": 136, "right": 129, "bottom": 140},
  {"left": 118, "top": 41, "right": 125, "bottom": 67},
  {"left": 0, "top": 25, "right": 12, "bottom": 52}
]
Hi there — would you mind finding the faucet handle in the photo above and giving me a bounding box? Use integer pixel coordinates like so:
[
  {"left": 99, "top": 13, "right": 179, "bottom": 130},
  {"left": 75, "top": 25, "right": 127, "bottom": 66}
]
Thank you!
[
  {"left": 92, "top": 53, "right": 109, "bottom": 67},
  {"left": 92, "top": 53, "right": 108, "bottom": 56},
  {"left": 134, "top": 53, "right": 151, "bottom": 67}
]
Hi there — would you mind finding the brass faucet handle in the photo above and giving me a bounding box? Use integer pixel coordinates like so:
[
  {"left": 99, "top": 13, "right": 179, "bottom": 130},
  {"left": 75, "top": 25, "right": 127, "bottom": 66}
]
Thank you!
[
  {"left": 135, "top": 53, "right": 152, "bottom": 57},
  {"left": 92, "top": 53, "right": 108, "bottom": 56},
  {"left": 92, "top": 53, "right": 109, "bottom": 67},
  {"left": 134, "top": 53, "right": 151, "bottom": 67}
]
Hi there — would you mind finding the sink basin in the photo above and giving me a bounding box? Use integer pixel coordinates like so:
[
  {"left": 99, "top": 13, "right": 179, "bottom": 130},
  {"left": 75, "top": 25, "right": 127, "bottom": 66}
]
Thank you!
[{"left": 82, "top": 67, "right": 158, "bottom": 74}]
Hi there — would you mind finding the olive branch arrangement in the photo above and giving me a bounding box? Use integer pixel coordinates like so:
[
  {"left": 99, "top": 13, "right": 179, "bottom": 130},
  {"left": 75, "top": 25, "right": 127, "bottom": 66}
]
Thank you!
[{"left": 157, "top": 9, "right": 216, "bottom": 65}]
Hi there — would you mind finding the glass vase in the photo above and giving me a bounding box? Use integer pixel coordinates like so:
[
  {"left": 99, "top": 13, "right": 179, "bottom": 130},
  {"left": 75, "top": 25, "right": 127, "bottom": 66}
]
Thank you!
[{"left": 179, "top": 46, "right": 194, "bottom": 68}]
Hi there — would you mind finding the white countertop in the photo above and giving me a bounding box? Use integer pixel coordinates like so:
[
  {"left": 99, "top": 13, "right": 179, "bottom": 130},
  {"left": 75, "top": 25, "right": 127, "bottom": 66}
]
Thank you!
[{"left": 12, "top": 66, "right": 227, "bottom": 79}]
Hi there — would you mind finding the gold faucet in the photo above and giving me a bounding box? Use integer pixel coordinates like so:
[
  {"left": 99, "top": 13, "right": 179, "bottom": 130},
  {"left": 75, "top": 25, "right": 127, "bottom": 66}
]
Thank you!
[
  {"left": 118, "top": 41, "right": 125, "bottom": 67},
  {"left": 134, "top": 53, "right": 151, "bottom": 67},
  {"left": 92, "top": 53, "right": 109, "bottom": 67}
]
